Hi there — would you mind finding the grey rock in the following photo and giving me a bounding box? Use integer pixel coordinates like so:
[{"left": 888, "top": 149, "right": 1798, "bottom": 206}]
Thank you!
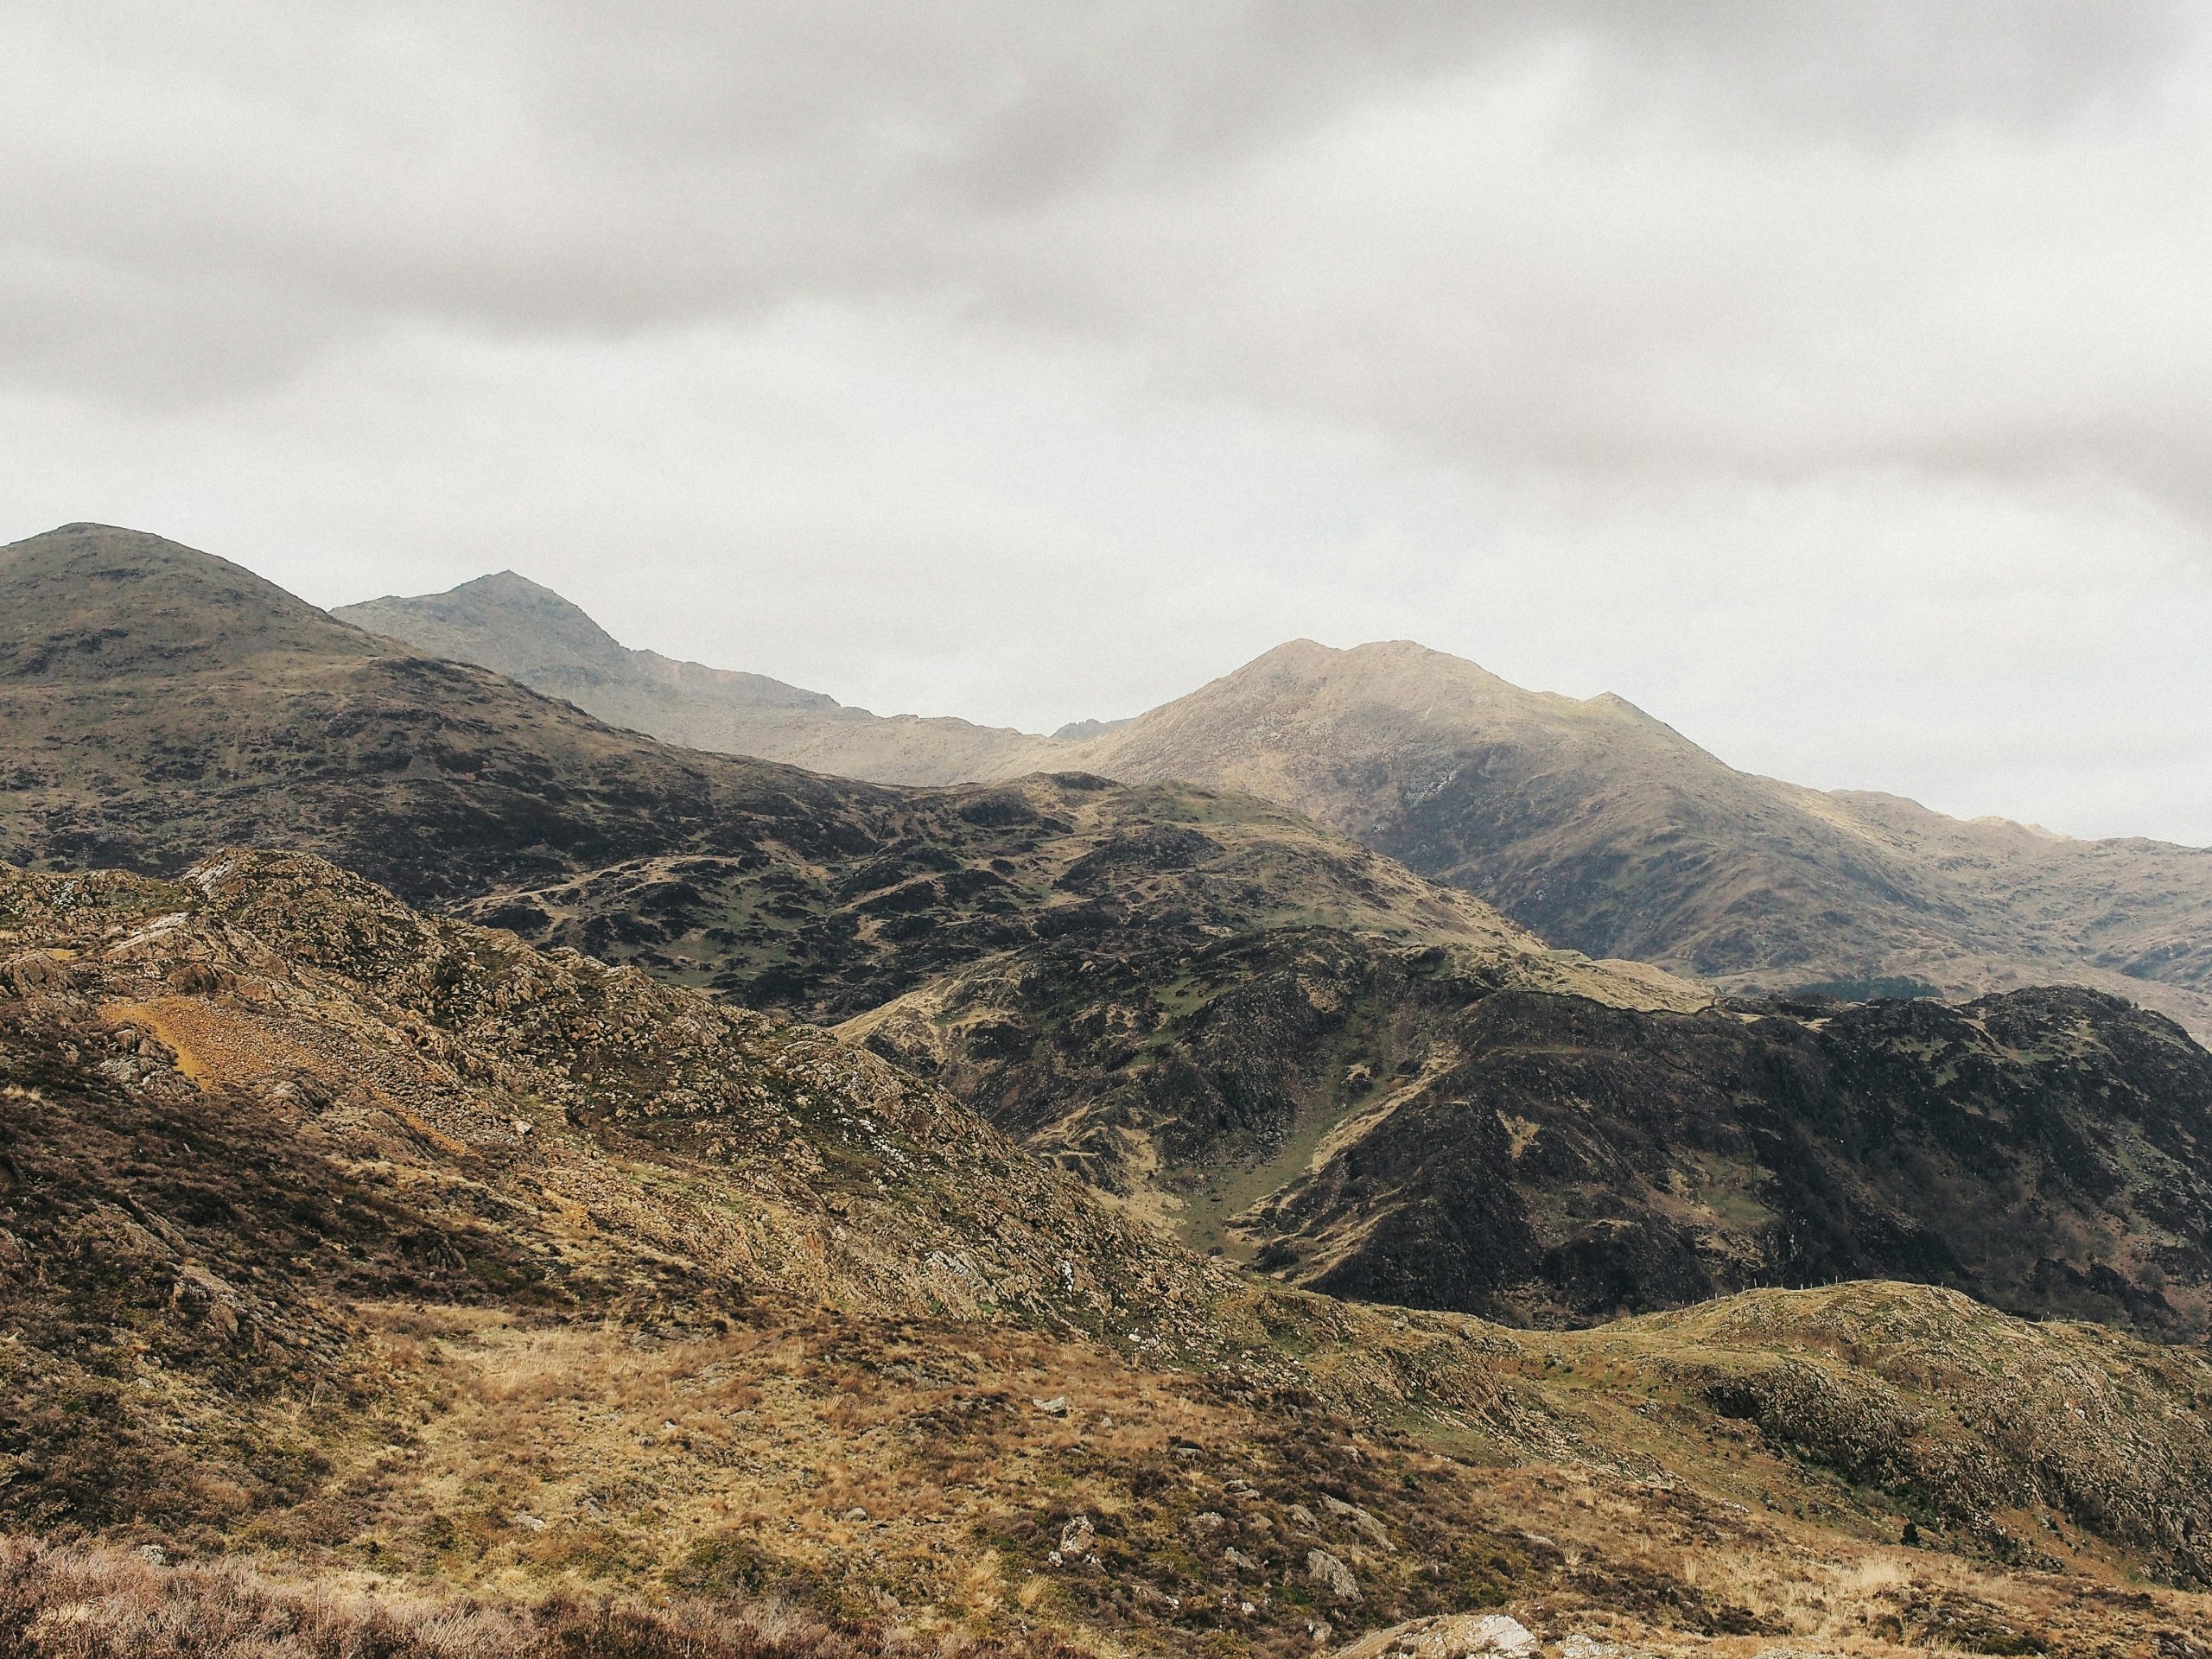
[{"left": 1306, "top": 1548, "right": 1360, "bottom": 1603}]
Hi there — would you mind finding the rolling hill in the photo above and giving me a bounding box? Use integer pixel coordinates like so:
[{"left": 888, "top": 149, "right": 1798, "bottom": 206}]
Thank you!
[{"left": 23, "top": 523, "right": 2212, "bottom": 1342}]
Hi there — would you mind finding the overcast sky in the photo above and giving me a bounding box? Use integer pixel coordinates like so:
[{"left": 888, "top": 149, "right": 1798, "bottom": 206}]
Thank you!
[{"left": 7, "top": 3, "right": 2212, "bottom": 842}]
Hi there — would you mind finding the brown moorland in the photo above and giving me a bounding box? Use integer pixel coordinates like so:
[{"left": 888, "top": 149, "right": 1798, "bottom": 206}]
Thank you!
[{"left": 1, "top": 853, "right": 2210, "bottom": 1656}]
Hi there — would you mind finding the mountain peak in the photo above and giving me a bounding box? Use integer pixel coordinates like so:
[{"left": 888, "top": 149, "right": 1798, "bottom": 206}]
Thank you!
[
  {"left": 337, "top": 568, "right": 627, "bottom": 677},
  {"left": 1, "top": 522, "right": 369, "bottom": 676}
]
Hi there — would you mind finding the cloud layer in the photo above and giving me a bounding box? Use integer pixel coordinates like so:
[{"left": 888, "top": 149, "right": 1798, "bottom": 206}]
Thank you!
[{"left": 7, "top": 2, "right": 2212, "bottom": 841}]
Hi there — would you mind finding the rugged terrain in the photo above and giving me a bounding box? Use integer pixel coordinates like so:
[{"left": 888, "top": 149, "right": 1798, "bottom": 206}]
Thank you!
[
  {"left": 0, "top": 526, "right": 1670, "bottom": 1024},
  {"left": 1070, "top": 641, "right": 2212, "bottom": 1039},
  {"left": 24, "top": 524, "right": 2212, "bottom": 1349},
  {"left": 347, "top": 576, "right": 2212, "bottom": 1036},
  {"left": 3, "top": 853, "right": 2212, "bottom": 1656},
  {"left": 852, "top": 940, "right": 2212, "bottom": 1336}
]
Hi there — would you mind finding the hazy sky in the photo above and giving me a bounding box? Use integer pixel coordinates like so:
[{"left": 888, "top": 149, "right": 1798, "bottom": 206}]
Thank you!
[{"left": 8, "top": 3, "right": 2212, "bottom": 842}]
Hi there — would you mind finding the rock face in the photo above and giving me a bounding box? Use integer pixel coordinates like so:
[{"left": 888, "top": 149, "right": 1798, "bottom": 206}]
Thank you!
[{"left": 1306, "top": 1547, "right": 1361, "bottom": 1602}]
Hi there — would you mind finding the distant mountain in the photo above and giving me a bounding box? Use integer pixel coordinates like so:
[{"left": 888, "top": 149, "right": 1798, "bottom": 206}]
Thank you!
[
  {"left": 337, "top": 571, "right": 1063, "bottom": 785},
  {"left": 346, "top": 575, "right": 2212, "bottom": 1034},
  {"left": 1075, "top": 640, "right": 2212, "bottom": 1035}
]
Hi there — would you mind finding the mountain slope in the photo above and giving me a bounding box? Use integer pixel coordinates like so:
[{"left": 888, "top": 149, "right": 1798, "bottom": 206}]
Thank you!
[
  {"left": 852, "top": 955, "right": 2212, "bottom": 1336},
  {"left": 9, "top": 527, "right": 1669, "bottom": 1027},
  {"left": 337, "top": 571, "right": 1063, "bottom": 785},
  {"left": 6, "top": 855, "right": 2212, "bottom": 1654},
  {"left": 0, "top": 524, "right": 917, "bottom": 901},
  {"left": 341, "top": 575, "right": 2212, "bottom": 1034}
]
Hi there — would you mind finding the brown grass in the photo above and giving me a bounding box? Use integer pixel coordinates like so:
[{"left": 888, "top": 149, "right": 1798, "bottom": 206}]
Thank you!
[{"left": 0, "top": 1537, "right": 1084, "bottom": 1659}]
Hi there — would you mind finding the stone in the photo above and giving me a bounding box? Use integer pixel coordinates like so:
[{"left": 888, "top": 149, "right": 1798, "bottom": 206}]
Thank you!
[
  {"left": 3, "top": 951, "right": 67, "bottom": 995},
  {"left": 1321, "top": 1494, "right": 1393, "bottom": 1550},
  {"left": 1225, "top": 1546, "right": 1262, "bottom": 1572},
  {"left": 1033, "top": 1395, "right": 1068, "bottom": 1415},
  {"left": 1058, "top": 1514, "right": 1095, "bottom": 1557},
  {"left": 1306, "top": 1548, "right": 1361, "bottom": 1603}
]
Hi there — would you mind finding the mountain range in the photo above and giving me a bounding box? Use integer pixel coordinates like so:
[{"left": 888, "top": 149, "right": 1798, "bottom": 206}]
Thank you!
[
  {"left": 341, "top": 570, "right": 2212, "bottom": 1037},
  {"left": 10, "top": 520, "right": 2212, "bottom": 1654},
  {"left": 16, "top": 523, "right": 2212, "bottom": 1336}
]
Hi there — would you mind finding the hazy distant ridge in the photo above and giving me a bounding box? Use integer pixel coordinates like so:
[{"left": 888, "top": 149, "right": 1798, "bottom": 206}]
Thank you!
[{"left": 338, "top": 573, "right": 1062, "bottom": 785}]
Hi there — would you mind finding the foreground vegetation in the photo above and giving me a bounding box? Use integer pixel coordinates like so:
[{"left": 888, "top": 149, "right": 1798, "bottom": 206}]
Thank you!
[{"left": 3, "top": 852, "right": 2212, "bottom": 1654}]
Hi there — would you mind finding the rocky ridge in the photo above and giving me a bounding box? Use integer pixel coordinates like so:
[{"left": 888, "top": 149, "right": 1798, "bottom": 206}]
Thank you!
[{"left": 854, "top": 950, "right": 2212, "bottom": 1335}]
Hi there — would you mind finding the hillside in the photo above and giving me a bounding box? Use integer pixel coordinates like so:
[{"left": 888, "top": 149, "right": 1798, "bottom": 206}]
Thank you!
[
  {"left": 27, "top": 524, "right": 2212, "bottom": 1345},
  {"left": 4, "top": 852, "right": 2212, "bottom": 1655},
  {"left": 345, "top": 574, "right": 2212, "bottom": 1035},
  {"left": 852, "top": 950, "right": 2212, "bottom": 1336},
  {"left": 337, "top": 571, "right": 1062, "bottom": 785}
]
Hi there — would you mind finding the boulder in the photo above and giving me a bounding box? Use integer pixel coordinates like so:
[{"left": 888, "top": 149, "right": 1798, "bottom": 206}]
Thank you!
[
  {"left": 1306, "top": 1548, "right": 1361, "bottom": 1603},
  {"left": 3, "top": 951, "right": 67, "bottom": 995}
]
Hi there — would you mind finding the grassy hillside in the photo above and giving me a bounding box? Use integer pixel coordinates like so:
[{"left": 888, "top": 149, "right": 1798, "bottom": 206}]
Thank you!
[{"left": 3, "top": 853, "right": 2211, "bottom": 1655}]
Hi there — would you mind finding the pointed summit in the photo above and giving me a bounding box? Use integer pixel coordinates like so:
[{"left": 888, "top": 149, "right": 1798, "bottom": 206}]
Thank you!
[
  {"left": 336, "top": 571, "right": 1065, "bottom": 782},
  {"left": 339, "top": 568, "right": 630, "bottom": 681}
]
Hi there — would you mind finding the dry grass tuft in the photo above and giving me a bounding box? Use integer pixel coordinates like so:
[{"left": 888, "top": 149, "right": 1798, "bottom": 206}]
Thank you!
[{"left": 0, "top": 1537, "right": 1083, "bottom": 1659}]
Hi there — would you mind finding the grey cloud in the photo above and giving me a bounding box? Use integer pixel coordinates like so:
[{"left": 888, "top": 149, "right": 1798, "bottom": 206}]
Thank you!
[
  {"left": 7, "top": 1, "right": 2212, "bottom": 841},
  {"left": 8, "top": 3, "right": 2196, "bottom": 368}
]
